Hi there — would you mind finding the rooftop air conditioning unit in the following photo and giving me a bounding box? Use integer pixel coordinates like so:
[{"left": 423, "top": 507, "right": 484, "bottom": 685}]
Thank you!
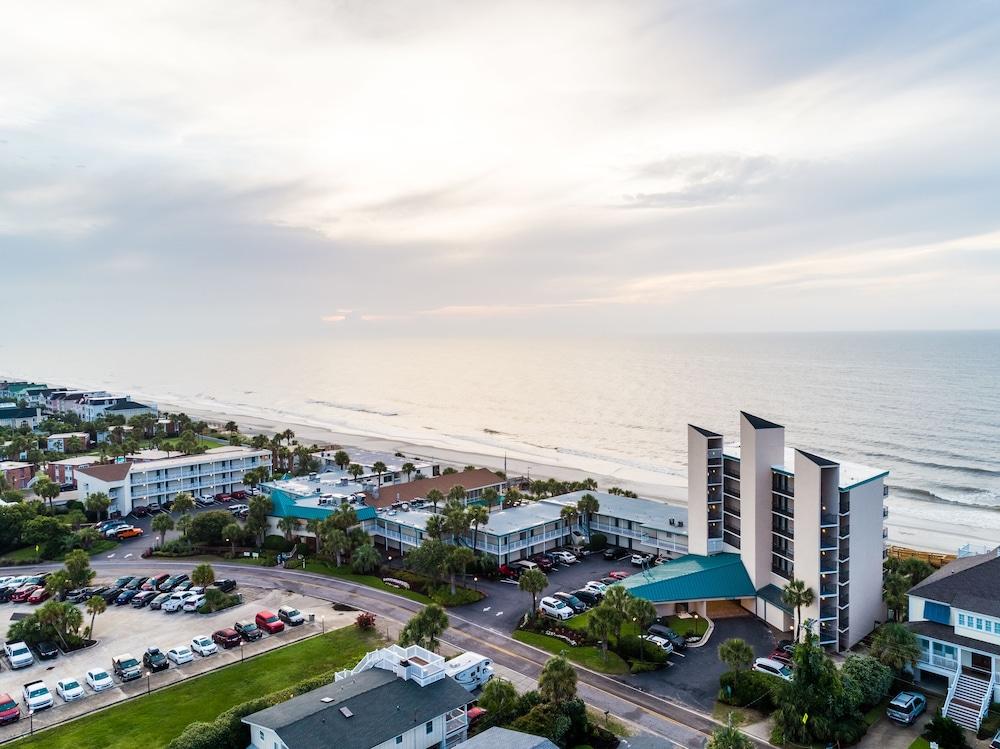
[
  {"left": 669, "top": 518, "right": 676, "bottom": 526},
  {"left": 677, "top": 520, "right": 684, "bottom": 527}
]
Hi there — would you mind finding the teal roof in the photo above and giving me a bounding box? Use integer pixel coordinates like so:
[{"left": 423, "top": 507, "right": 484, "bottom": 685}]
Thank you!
[
  {"left": 619, "top": 553, "right": 755, "bottom": 603},
  {"left": 756, "top": 583, "right": 792, "bottom": 613},
  {"left": 269, "top": 488, "right": 376, "bottom": 522}
]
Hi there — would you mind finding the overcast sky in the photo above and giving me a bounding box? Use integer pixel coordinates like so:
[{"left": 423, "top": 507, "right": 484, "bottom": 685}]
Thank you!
[{"left": 3, "top": 1, "right": 1000, "bottom": 340}]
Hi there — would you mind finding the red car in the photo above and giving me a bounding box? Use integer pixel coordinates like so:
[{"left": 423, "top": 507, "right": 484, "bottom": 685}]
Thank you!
[
  {"left": 497, "top": 565, "right": 519, "bottom": 580},
  {"left": 255, "top": 610, "right": 285, "bottom": 634},
  {"left": 27, "top": 587, "right": 51, "bottom": 605},
  {"left": 769, "top": 647, "right": 793, "bottom": 665},
  {"left": 529, "top": 554, "right": 555, "bottom": 572},
  {"left": 212, "top": 628, "right": 241, "bottom": 649},
  {"left": 230, "top": 490, "right": 247, "bottom": 500},
  {"left": 0, "top": 693, "right": 19, "bottom": 726},
  {"left": 607, "top": 570, "right": 631, "bottom": 580},
  {"left": 142, "top": 574, "right": 170, "bottom": 591},
  {"left": 11, "top": 585, "right": 39, "bottom": 603},
  {"left": 214, "top": 492, "right": 231, "bottom": 502}
]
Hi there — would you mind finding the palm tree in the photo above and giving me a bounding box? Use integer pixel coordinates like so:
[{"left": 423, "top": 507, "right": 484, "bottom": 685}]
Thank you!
[
  {"left": 178, "top": 514, "right": 194, "bottom": 539},
  {"left": 504, "top": 487, "right": 522, "bottom": 508},
  {"left": 324, "top": 527, "right": 351, "bottom": 566},
  {"left": 420, "top": 604, "right": 449, "bottom": 651},
  {"left": 333, "top": 450, "right": 350, "bottom": 470},
  {"left": 626, "top": 596, "right": 657, "bottom": 646},
  {"left": 444, "top": 501, "right": 470, "bottom": 544},
  {"left": 538, "top": 655, "right": 577, "bottom": 704},
  {"left": 306, "top": 519, "right": 322, "bottom": 554},
  {"left": 172, "top": 492, "right": 195, "bottom": 515},
  {"left": 151, "top": 513, "right": 175, "bottom": 546},
  {"left": 482, "top": 487, "right": 498, "bottom": 512},
  {"left": 282, "top": 428, "right": 295, "bottom": 446},
  {"left": 85, "top": 492, "right": 111, "bottom": 522},
  {"left": 518, "top": 568, "right": 549, "bottom": 614},
  {"left": 601, "top": 585, "right": 633, "bottom": 640},
  {"left": 243, "top": 468, "right": 261, "bottom": 496},
  {"left": 277, "top": 516, "right": 297, "bottom": 542},
  {"left": 717, "top": 638, "right": 755, "bottom": 671},
  {"left": 222, "top": 522, "right": 242, "bottom": 556},
  {"left": 446, "top": 547, "right": 475, "bottom": 594},
  {"left": 33, "top": 473, "right": 60, "bottom": 512},
  {"left": 372, "top": 461, "right": 387, "bottom": 487},
  {"left": 870, "top": 623, "right": 921, "bottom": 671},
  {"left": 250, "top": 434, "right": 269, "bottom": 450},
  {"left": 225, "top": 421, "right": 238, "bottom": 435},
  {"left": 425, "top": 514, "right": 448, "bottom": 541},
  {"left": 426, "top": 489, "right": 444, "bottom": 513},
  {"left": 85, "top": 595, "right": 107, "bottom": 640},
  {"left": 576, "top": 493, "right": 600, "bottom": 535},
  {"left": 559, "top": 505, "right": 580, "bottom": 532},
  {"left": 781, "top": 579, "right": 815, "bottom": 641},
  {"left": 191, "top": 563, "right": 215, "bottom": 588},
  {"left": 707, "top": 720, "right": 754, "bottom": 749},
  {"left": 401, "top": 462, "right": 415, "bottom": 481},
  {"left": 446, "top": 484, "right": 467, "bottom": 506},
  {"left": 588, "top": 605, "right": 619, "bottom": 662},
  {"left": 883, "top": 571, "right": 911, "bottom": 621},
  {"left": 348, "top": 463, "right": 364, "bottom": 483},
  {"left": 351, "top": 543, "right": 380, "bottom": 573},
  {"left": 467, "top": 506, "right": 489, "bottom": 553}
]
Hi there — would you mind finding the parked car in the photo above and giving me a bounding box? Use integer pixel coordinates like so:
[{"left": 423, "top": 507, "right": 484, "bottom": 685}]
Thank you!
[
  {"left": 599, "top": 576, "right": 618, "bottom": 586},
  {"left": 194, "top": 495, "right": 214, "bottom": 507},
  {"left": 10, "top": 585, "right": 40, "bottom": 603},
  {"left": 99, "top": 587, "right": 123, "bottom": 604},
  {"left": 212, "top": 628, "right": 241, "bottom": 649},
  {"left": 117, "top": 527, "right": 144, "bottom": 540},
  {"left": 4, "top": 641, "right": 34, "bottom": 669},
  {"left": 278, "top": 605, "right": 305, "bottom": 626},
  {"left": 104, "top": 524, "right": 132, "bottom": 539},
  {"left": 256, "top": 610, "right": 285, "bottom": 634},
  {"left": 991, "top": 730, "right": 1000, "bottom": 749},
  {"left": 112, "top": 575, "right": 135, "bottom": 589},
  {"left": 630, "top": 553, "right": 653, "bottom": 567},
  {"left": 885, "top": 691, "right": 927, "bottom": 725},
  {"left": 113, "top": 653, "right": 142, "bottom": 682},
  {"left": 211, "top": 578, "right": 237, "bottom": 593},
  {"left": 190, "top": 636, "right": 218, "bottom": 656},
  {"left": 163, "top": 591, "right": 196, "bottom": 613},
  {"left": 116, "top": 589, "right": 139, "bottom": 606},
  {"left": 510, "top": 560, "right": 540, "bottom": 575},
  {"left": 769, "top": 647, "right": 793, "bottom": 665},
  {"left": 36, "top": 641, "right": 59, "bottom": 660},
  {"left": 55, "top": 677, "right": 85, "bottom": 702},
  {"left": 646, "top": 635, "right": 675, "bottom": 655},
  {"left": 572, "top": 588, "right": 601, "bottom": 607},
  {"left": 0, "top": 693, "right": 20, "bottom": 725},
  {"left": 553, "top": 592, "right": 587, "bottom": 614},
  {"left": 66, "top": 586, "right": 102, "bottom": 604},
  {"left": 214, "top": 492, "right": 232, "bottom": 502},
  {"left": 607, "top": 570, "right": 630, "bottom": 580},
  {"left": 538, "top": 596, "right": 573, "bottom": 620},
  {"left": 27, "top": 587, "right": 51, "bottom": 605},
  {"left": 159, "top": 574, "right": 189, "bottom": 592},
  {"left": 234, "top": 620, "right": 263, "bottom": 641},
  {"left": 141, "top": 574, "right": 170, "bottom": 592},
  {"left": 230, "top": 490, "right": 247, "bottom": 500},
  {"left": 99, "top": 521, "right": 130, "bottom": 536},
  {"left": 647, "top": 624, "right": 687, "bottom": 650},
  {"left": 124, "top": 576, "right": 148, "bottom": 591},
  {"left": 131, "top": 590, "right": 158, "bottom": 608},
  {"left": 529, "top": 554, "right": 555, "bottom": 572},
  {"left": 143, "top": 647, "right": 169, "bottom": 673},
  {"left": 131, "top": 505, "right": 150, "bottom": 518},
  {"left": 228, "top": 503, "right": 249, "bottom": 515},
  {"left": 550, "top": 550, "right": 578, "bottom": 565},
  {"left": 581, "top": 580, "right": 608, "bottom": 596},
  {"left": 21, "top": 681, "right": 53, "bottom": 711},
  {"left": 752, "top": 657, "right": 793, "bottom": 681},
  {"left": 85, "top": 668, "right": 114, "bottom": 692},
  {"left": 497, "top": 564, "right": 520, "bottom": 580},
  {"left": 149, "top": 592, "right": 172, "bottom": 610},
  {"left": 166, "top": 646, "right": 194, "bottom": 665}
]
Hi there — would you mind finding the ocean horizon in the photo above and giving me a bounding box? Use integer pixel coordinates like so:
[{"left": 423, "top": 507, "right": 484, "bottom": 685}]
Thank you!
[{"left": 5, "top": 330, "right": 1000, "bottom": 549}]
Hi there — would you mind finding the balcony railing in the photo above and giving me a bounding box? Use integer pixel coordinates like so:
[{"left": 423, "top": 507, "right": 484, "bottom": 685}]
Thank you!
[
  {"left": 820, "top": 513, "right": 838, "bottom": 527},
  {"left": 772, "top": 543, "right": 794, "bottom": 560},
  {"left": 771, "top": 501, "right": 794, "bottom": 518},
  {"left": 920, "top": 654, "right": 958, "bottom": 671},
  {"left": 820, "top": 554, "right": 838, "bottom": 573},
  {"left": 724, "top": 498, "right": 741, "bottom": 516},
  {"left": 772, "top": 522, "right": 794, "bottom": 539}
]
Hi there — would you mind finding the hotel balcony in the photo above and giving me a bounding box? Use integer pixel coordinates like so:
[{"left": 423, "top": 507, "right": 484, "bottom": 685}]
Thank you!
[
  {"left": 820, "top": 601, "right": 838, "bottom": 620},
  {"left": 883, "top": 485, "right": 890, "bottom": 498},
  {"left": 706, "top": 447, "right": 723, "bottom": 461},
  {"left": 820, "top": 513, "right": 838, "bottom": 527},
  {"left": 724, "top": 497, "right": 741, "bottom": 516},
  {"left": 772, "top": 542, "right": 794, "bottom": 560},
  {"left": 707, "top": 538, "right": 724, "bottom": 554},
  {"left": 819, "top": 622, "right": 838, "bottom": 645},
  {"left": 819, "top": 580, "right": 838, "bottom": 597},
  {"left": 839, "top": 559, "right": 850, "bottom": 580},
  {"left": 707, "top": 485, "right": 722, "bottom": 501},
  {"left": 820, "top": 552, "right": 838, "bottom": 573},
  {"left": 772, "top": 521, "right": 794, "bottom": 540},
  {"left": 839, "top": 495, "right": 851, "bottom": 514},
  {"left": 771, "top": 500, "right": 794, "bottom": 518},
  {"left": 838, "top": 590, "right": 850, "bottom": 607},
  {"left": 837, "top": 611, "right": 850, "bottom": 631},
  {"left": 724, "top": 522, "right": 741, "bottom": 536},
  {"left": 882, "top": 527, "right": 889, "bottom": 539},
  {"left": 820, "top": 531, "right": 838, "bottom": 551},
  {"left": 839, "top": 539, "right": 850, "bottom": 561},
  {"left": 723, "top": 458, "right": 740, "bottom": 479},
  {"left": 723, "top": 478, "right": 741, "bottom": 498},
  {"left": 707, "top": 505, "right": 722, "bottom": 521},
  {"left": 838, "top": 519, "right": 850, "bottom": 539}
]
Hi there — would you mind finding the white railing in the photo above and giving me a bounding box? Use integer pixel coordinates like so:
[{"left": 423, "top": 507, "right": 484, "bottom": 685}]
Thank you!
[
  {"left": 707, "top": 538, "right": 724, "bottom": 554},
  {"left": 979, "top": 675, "right": 995, "bottom": 722},
  {"left": 944, "top": 673, "right": 960, "bottom": 716},
  {"left": 922, "top": 653, "right": 959, "bottom": 671}
]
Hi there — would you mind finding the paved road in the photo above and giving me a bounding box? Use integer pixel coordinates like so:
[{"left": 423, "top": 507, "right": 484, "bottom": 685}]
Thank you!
[{"left": 2, "top": 559, "right": 776, "bottom": 749}]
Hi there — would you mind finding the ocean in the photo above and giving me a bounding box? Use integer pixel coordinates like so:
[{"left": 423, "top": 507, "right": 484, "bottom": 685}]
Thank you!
[{"left": 5, "top": 331, "right": 1000, "bottom": 548}]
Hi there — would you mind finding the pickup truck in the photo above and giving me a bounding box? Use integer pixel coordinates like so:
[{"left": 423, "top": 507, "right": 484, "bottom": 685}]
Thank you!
[
  {"left": 21, "top": 681, "right": 53, "bottom": 711},
  {"left": 113, "top": 653, "right": 142, "bottom": 682},
  {"left": 4, "top": 642, "right": 34, "bottom": 670}
]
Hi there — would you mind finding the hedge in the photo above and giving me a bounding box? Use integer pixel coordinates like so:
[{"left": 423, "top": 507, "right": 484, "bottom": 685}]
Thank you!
[
  {"left": 262, "top": 535, "right": 294, "bottom": 552},
  {"left": 718, "top": 670, "right": 781, "bottom": 713}
]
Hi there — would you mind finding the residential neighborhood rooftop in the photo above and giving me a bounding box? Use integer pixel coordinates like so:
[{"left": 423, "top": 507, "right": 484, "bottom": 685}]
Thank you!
[
  {"left": 458, "top": 728, "right": 557, "bottom": 749},
  {"left": 909, "top": 547, "right": 1000, "bottom": 617},
  {"left": 366, "top": 468, "right": 504, "bottom": 509}
]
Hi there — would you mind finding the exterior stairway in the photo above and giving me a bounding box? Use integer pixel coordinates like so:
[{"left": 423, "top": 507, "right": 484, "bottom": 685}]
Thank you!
[{"left": 944, "top": 672, "right": 992, "bottom": 731}]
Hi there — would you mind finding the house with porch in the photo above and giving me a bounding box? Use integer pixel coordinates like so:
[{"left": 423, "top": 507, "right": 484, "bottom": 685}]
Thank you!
[{"left": 906, "top": 547, "right": 1000, "bottom": 732}]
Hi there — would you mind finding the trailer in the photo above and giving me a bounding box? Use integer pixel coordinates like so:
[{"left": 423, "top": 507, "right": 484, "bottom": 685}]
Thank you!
[{"left": 444, "top": 652, "right": 494, "bottom": 691}]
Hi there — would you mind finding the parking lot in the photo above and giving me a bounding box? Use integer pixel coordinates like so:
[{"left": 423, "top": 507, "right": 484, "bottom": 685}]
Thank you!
[{"left": 0, "top": 574, "right": 353, "bottom": 740}]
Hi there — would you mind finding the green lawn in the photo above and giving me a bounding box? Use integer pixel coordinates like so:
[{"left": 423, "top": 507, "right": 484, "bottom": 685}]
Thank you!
[
  {"left": 907, "top": 738, "right": 930, "bottom": 749},
  {"left": 9, "top": 627, "right": 381, "bottom": 749},
  {"left": 565, "top": 610, "right": 640, "bottom": 638},
  {"left": 512, "top": 630, "right": 629, "bottom": 674},
  {"left": 665, "top": 614, "right": 708, "bottom": 638},
  {"left": 1, "top": 540, "right": 118, "bottom": 563}
]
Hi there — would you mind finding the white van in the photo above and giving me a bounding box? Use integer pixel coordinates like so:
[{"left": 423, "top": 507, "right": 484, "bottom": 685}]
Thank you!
[
  {"left": 444, "top": 652, "right": 494, "bottom": 691},
  {"left": 511, "top": 560, "right": 539, "bottom": 574}
]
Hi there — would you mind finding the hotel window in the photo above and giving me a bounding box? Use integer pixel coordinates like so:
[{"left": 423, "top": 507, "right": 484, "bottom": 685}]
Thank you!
[
  {"left": 426, "top": 721, "right": 433, "bottom": 734},
  {"left": 959, "top": 614, "right": 966, "bottom": 626},
  {"left": 987, "top": 621, "right": 993, "bottom": 633},
  {"left": 977, "top": 618, "right": 984, "bottom": 630},
  {"left": 396, "top": 737, "right": 403, "bottom": 745}
]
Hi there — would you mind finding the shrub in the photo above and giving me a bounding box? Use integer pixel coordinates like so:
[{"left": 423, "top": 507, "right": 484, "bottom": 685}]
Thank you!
[
  {"left": 923, "top": 713, "right": 971, "bottom": 749},
  {"left": 841, "top": 654, "right": 893, "bottom": 709},
  {"left": 587, "top": 533, "right": 607, "bottom": 551},
  {"left": 356, "top": 612, "right": 376, "bottom": 630},
  {"left": 158, "top": 539, "right": 194, "bottom": 555},
  {"left": 429, "top": 585, "right": 482, "bottom": 607},
  {"left": 189, "top": 510, "right": 235, "bottom": 545},
  {"left": 718, "top": 670, "right": 780, "bottom": 713},
  {"left": 262, "top": 534, "right": 294, "bottom": 552},
  {"left": 615, "top": 635, "right": 668, "bottom": 666}
]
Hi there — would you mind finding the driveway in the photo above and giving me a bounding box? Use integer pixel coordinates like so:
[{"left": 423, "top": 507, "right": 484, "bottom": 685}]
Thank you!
[
  {"left": 625, "top": 616, "right": 777, "bottom": 712},
  {"left": 856, "top": 694, "right": 943, "bottom": 749}
]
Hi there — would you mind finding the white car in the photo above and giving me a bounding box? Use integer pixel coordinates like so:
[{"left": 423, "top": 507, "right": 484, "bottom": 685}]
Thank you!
[
  {"left": 190, "top": 636, "right": 218, "bottom": 657},
  {"left": 22, "top": 680, "right": 53, "bottom": 711},
  {"left": 646, "top": 635, "right": 675, "bottom": 655},
  {"left": 228, "top": 503, "right": 249, "bottom": 515},
  {"left": 182, "top": 594, "right": 206, "bottom": 612},
  {"left": 56, "top": 677, "right": 85, "bottom": 702},
  {"left": 550, "top": 550, "right": 578, "bottom": 565},
  {"left": 582, "top": 580, "right": 608, "bottom": 595},
  {"left": 198, "top": 494, "right": 216, "bottom": 504},
  {"left": 167, "top": 646, "right": 194, "bottom": 665},
  {"left": 162, "top": 591, "right": 196, "bottom": 613},
  {"left": 85, "top": 668, "right": 114, "bottom": 692},
  {"left": 538, "top": 596, "right": 573, "bottom": 620},
  {"left": 752, "top": 657, "right": 793, "bottom": 681},
  {"left": 630, "top": 553, "right": 653, "bottom": 567}
]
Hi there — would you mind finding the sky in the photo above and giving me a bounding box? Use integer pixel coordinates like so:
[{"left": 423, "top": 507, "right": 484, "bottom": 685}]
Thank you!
[{"left": 3, "top": 0, "right": 1000, "bottom": 340}]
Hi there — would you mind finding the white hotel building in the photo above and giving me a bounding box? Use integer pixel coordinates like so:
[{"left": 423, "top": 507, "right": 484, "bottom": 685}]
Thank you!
[
  {"left": 687, "top": 412, "right": 889, "bottom": 652},
  {"left": 76, "top": 446, "right": 271, "bottom": 516}
]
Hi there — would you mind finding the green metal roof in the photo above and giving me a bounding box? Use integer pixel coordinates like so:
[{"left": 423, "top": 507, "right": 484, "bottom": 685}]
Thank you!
[
  {"left": 756, "top": 583, "right": 792, "bottom": 613},
  {"left": 618, "top": 553, "right": 755, "bottom": 603},
  {"left": 268, "top": 488, "right": 376, "bottom": 522}
]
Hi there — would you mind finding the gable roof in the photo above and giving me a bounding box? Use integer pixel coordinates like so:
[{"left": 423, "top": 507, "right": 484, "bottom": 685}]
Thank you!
[
  {"left": 740, "top": 412, "right": 783, "bottom": 430},
  {"left": 104, "top": 400, "right": 151, "bottom": 411},
  {"left": 459, "top": 728, "right": 557, "bottom": 749},
  {"left": 243, "top": 669, "right": 471, "bottom": 749},
  {"left": 366, "top": 468, "right": 505, "bottom": 509},
  {"left": 796, "top": 449, "right": 838, "bottom": 468},
  {"left": 909, "top": 549, "right": 1000, "bottom": 617},
  {"left": 619, "top": 553, "right": 755, "bottom": 603},
  {"left": 0, "top": 407, "right": 39, "bottom": 420},
  {"left": 76, "top": 462, "right": 133, "bottom": 482},
  {"left": 689, "top": 425, "right": 722, "bottom": 439}
]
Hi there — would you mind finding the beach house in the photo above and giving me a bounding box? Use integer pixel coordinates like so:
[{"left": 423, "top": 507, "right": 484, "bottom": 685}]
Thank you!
[
  {"left": 313, "top": 449, "right": 441, "bottom": 484},
  {"left": 905, "top": 547, "right": 1000, "bottom": 731},
  {"left": 0, "top": 406, "right": 42, "bottom": 430}
]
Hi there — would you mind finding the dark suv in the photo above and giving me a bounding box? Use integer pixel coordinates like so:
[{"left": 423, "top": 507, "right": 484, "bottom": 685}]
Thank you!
[
  {"left": 234, "top": 621, "right": 263, "bottom": 642},
  {"left": 886, "top": 692, "right": 926, "bottom": 725},
  {"left": 648, "top": 623, "right": 687, "bottom": 650},
  {"left": 143, "top": 647, "right": 169, "bottom": 673}
]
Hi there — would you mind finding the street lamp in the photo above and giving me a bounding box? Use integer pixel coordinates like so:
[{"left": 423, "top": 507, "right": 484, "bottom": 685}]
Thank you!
[
  {"left": 473, "top": 577, "right": 479, "bottom": 592},
  {"left": 240, "top": 641, "right": 245, "bottom": 663},
  {"left": 145, "top": 671, "right": 151, "bottom": 695},
  {"left": 28, "top": 710, "right": 34, "bottom": 737}
]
